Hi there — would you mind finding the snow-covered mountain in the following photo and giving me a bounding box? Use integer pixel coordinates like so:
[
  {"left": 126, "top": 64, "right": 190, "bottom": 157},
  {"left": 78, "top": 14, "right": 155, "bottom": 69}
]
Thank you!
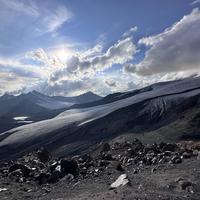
[{"left": 0, "top": 77, "right": 200, "bottom": 161}]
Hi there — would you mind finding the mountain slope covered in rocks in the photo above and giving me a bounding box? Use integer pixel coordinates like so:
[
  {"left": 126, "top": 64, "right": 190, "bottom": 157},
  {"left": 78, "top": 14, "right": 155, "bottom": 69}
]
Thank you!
[{"left": 0, "top": 139, "right": 200, "bottom": 199}]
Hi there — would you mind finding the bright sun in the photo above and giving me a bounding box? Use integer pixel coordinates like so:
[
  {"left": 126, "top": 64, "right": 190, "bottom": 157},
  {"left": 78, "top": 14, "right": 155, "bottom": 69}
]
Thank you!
[{"left": 58, "top": 51, "right": 68, "bottom": 61}]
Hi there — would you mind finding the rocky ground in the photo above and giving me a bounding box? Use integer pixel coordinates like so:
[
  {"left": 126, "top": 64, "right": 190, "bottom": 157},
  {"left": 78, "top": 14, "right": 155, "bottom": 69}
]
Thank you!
[{"left": 0, "top": 139, "right": 200, "bottom": 199}]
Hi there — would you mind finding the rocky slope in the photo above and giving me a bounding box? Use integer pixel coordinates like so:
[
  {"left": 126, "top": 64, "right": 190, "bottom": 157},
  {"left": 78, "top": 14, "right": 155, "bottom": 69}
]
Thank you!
[{"left": 0, "top": 139, "right": 200, "bottom": 199}]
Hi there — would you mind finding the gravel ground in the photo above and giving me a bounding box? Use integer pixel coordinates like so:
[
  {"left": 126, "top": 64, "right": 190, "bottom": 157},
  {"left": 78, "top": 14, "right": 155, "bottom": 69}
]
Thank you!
[{"left": 0, "top": 141, "right": 200, "bottom": 200}]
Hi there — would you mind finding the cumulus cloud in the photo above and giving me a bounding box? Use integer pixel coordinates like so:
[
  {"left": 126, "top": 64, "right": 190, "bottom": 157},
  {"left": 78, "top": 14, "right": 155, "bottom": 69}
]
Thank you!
[
  {"left": 0, "top": 57, "right": 48, "bottom": 95},
  {"left": 50, "top": 37, "right": 138, "bottom": 82},
  {"left": 27, "top": 48, "right": 63, "bottom": 68},
  {"left": 123, "top": 63, "right": 136, "bottom": 74},
  {"left": 80, "top": 45, "right": 103, "bottom": 58},
  {"left": 191, "top": 0, "right": 200, "bottom": 5},
  {"left": 44, "top": 78, "right": 101, "bottom": 96},
  {"left": 122, "top": 26, "right": 138, "bottom": 37},
  {"left": 26, "top": 48, "right": 48, "bottom": 63},
  {"left": 105, "top": 79, "right": 117, "bottom": 87},
  {"left": 127, "top": 81, "right": 137, "bottom": 89},
  {"left": 124, "top": 8, "right": 200, "bottom": 77}
]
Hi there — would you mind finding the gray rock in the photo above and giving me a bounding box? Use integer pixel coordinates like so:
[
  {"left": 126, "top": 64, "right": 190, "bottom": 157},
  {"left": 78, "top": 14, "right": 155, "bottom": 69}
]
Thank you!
[
  {"left": 192, "top": 150, "right": 199, "bottom": 156},
  {"left": 81, "top": 154, "right": 93, "bottom": 163},
  {"left": 9, "top": 164, "right": 31, "bottom": 177},
  {"left": 34, "top": 170, "right": 49, "bottom": 181},
  {"left": 178, "top": 180, "right": 192, "bottom": 190},
  {"left": 127, "top": 148, "right": 135, "bottom": 155},
  {"left": 181, "top": 152, "right": 192, "bottom": 159},
  {"left": 197, "top": 151, "right": 200, "bottom": 160},
  {"left": 186, "top": 186, "right": 194, "bottom": 193},
  {"left": 103, "top": 153, "right": 112, "bottom": 160},
  {"left": 110, "top": 174, "right": 129, "bottom": 189}
]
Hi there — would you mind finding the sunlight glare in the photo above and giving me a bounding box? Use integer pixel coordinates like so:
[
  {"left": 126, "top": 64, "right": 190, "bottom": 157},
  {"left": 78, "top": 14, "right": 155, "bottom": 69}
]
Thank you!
[{"left": 58, "top": 51, "right": 68, "bottom": 61}]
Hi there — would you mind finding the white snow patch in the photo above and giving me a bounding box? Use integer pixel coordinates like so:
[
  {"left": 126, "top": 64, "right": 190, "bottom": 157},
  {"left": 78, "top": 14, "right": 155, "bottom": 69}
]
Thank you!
[{"left": 13, "top": 116, "right": 28, "bottom": 121}]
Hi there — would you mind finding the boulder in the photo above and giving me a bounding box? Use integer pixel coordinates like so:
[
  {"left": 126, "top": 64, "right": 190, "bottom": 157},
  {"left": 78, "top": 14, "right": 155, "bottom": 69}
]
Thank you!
[
  {"left": 81, "top": 154, "right": 93, "bottom": 163},
  {"left": 34, "top": 170, "right": 49, "bottom": 182},
  {"left": 60, "top": 158, "right": 78, "bottom": 174},
  {"left": 178, "top": 180, "right": 192, "bottom": 190},
  {"left": 102, "top": 143, "right": 110, "bottom": 152},
  {"left": 181, "top": 152, "right": 192, "bottom": 159},
  {"left": 101, "top": 153, "right": 112, "bottom": 161},
  {"left": 162, "top": 143, "right": 177, "bottom": 152},
  {"left": 9, "top": 164, "right": 31, "bottom": 177},
  {"left": 48, "top": 170, "right": 61, "bottom": 183},
  {"left": 37, "top": 147, "right": 52, "bottom": 163}
]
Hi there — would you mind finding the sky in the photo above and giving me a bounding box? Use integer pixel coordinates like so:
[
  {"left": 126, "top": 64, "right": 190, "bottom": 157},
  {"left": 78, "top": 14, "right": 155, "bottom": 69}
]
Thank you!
[{"left": 0, "top": 0, "right": 200, "bottom": 97}]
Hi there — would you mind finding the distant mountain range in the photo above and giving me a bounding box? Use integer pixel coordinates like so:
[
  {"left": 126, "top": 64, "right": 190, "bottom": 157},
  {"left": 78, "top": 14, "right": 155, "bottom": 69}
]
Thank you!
[
  {"left": 6, "top": 99, "right": 49, "bottom": 115},
  {"left": 0, "top": 94, "right": 15, "bottom": 102},
  {"left": 0, "top": 91, "right": 102, "bottom": 116},
  {"left": 52, "top": 91, "right": 102, "bottom": 104},
  {"left": 1, "top": 77, "right": 200, "bottom": 161}
]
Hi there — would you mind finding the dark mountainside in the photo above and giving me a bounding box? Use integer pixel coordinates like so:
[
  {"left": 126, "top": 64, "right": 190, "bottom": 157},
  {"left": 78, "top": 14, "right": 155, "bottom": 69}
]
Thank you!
[
  {"left": 0, "top": 91, "right": 102, "bottom": 116},
  {"left": 52, "top": 91, "right": 102, "bottom": 104},
  {"left": 0, "top": 91, "right": 102, "bottom": 134},
  {"left": 0, "top": 94, "right": 15, "bottom": 102},
  {"left": 0, "top": 78, "right": 200, "bottom": 199},
  {"left": 6, "top": 99, "right": 49, "bottom": 115}
]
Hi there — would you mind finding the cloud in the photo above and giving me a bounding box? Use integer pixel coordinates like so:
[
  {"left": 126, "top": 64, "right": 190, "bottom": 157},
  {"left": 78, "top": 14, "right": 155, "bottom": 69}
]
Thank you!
[
  {"left": 80, "top": 45, "right": 103, "bottom": 58},
  {"left": 1, "top": 0, "right": 74, "bottom": 34},
  {"left": 123, "top": 63, "right": 136, "bottom": 74},
  {"left": 26, "top": 48, "right": 48, "bottom": 63},
  {"left": 50, "top": 37, "right": 138, "bottom": 82},
  {"left": 127, "top": 81, "right": 137, "bottom": 89},
  {"left": 0, "top": 85, "right": 7, "bottom": 89},
  {"left": 44, "top": 78, "right": 101, "bottom": 97},
  {"left": 43, "top": 6, "right": 74, "bottom": 32},
  {"left": 2, "top": 0, "right": 39, "bottom": 17},
  {"left": 191, "top": 0, "right": 200, "bottom": 5},
  {"left": 0, "top": 57, "right": 48, "bottom": 95},
  {"left": 122, "top": 26, "right": 138, "bottom": 37},
  {"left": 105, "top": 80, "right": 117, "bottom": 87},
  {"left": 124, "top": 8, "right": 200, "bottom": 77},
  {"left": 26, "top": 48, "right": 63, "bottom": 68}
]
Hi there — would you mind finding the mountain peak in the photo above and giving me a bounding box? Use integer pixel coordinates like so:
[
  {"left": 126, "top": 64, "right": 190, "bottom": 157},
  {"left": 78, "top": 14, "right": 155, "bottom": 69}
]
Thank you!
[{"left": 32, "top": 90, "right": 40, "bottom": 95}]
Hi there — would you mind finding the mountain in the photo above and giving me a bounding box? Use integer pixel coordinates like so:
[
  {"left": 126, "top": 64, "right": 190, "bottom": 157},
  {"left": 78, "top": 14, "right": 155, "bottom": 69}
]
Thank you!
[
  {"left": 0, "top": 77, "right": 200, "bottom": 161},
  {"left": 51, "top": 91, "right": 102, "bottom": 104},
  {"left": 0, "top": 94, "right": 15, "bottom": 102},
  {"left": 6, "top": 99, "right": 49, "bottom": 115},
  {"left": 68, "top": 86, "right": 153, "bottom": 109},
  {"left": 0, "top": 91, "right": 71, "bottom": 116},
  {"left": 0, "top": 91, "right": 101, "bottom": 116}
]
